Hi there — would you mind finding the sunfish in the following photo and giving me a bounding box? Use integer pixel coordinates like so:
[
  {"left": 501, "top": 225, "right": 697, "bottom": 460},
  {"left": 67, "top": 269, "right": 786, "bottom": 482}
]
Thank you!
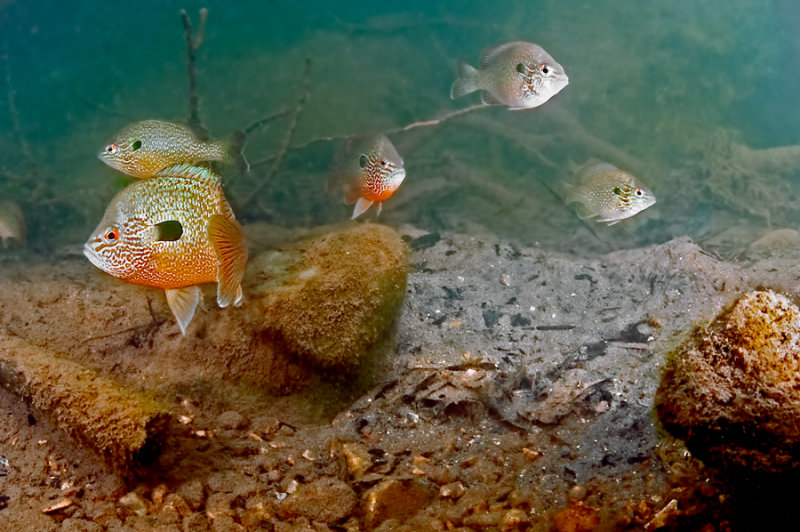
[{"left": 84, "top": 163, "right": 248, "bottom": 334}]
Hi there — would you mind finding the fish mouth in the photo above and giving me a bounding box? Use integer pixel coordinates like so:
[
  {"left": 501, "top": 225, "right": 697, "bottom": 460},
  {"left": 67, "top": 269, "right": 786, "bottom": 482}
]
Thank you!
[
  {"left": 390, "top": 168, "right": 406, "bottom": 187},
  {"left": 83, "top": 242, "right": 104, "bottom": 270}
]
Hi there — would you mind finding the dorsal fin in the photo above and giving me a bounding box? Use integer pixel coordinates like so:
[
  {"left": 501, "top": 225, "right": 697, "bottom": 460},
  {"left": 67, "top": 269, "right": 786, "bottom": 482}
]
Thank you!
[
  {"left": 208, "top": 214, "right": 247, "bottom": 308},
  {"left": 156, "top": 163, "right": 221, "bottom": 185},
  {"left": 480, "top": 42, "right": 519, "bottom": 68}
]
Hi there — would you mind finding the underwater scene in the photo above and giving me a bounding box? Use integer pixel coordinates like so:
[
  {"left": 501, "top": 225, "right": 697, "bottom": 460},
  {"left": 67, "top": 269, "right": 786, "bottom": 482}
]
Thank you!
[{"left": 2, "top": 0, "right": 800, "bottom": 530}]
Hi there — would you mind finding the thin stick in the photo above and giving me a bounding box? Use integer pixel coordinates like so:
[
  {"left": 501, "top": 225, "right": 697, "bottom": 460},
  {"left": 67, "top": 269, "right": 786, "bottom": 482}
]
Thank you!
[
  {"left": 385, "top": 103, "right": 487, "bottom": 134},
  {"left": 250, "top": 103, "right": 492, "bottom": 170},
  {"left": 243, "top": 108, "right": 291, "bottom": 136},
  {"left": 241, "top": 58, "right": 311, "bottom": 208},
  {"left": 180, "top": 7, "right": 208, "bottom": 130}
]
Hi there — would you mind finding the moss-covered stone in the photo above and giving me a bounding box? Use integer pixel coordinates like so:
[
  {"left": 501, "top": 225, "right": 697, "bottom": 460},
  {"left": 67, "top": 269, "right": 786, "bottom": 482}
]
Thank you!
[
  {"left": 254, "top": 223, "right": 408, "bottom": 369},
  {"left": 655, "top": 290, "right": 800, "bottom": 472},
  {"left": 0, "top": 333, "right": 170, "bottom": 472}
]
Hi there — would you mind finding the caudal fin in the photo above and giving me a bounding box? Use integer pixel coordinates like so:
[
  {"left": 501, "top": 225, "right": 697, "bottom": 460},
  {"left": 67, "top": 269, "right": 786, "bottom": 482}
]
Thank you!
[
  {"left": 223, "top": 131, "right": 250, "bottom": 174},
  {"left": 450, "top": 62, "right": 480, "bottom": 100}
]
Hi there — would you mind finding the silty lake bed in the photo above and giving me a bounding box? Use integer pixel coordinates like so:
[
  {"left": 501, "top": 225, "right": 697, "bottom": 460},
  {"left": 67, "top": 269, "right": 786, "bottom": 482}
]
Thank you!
[{"left": 2, "top": 1, "right": 800, "bottom": 530}]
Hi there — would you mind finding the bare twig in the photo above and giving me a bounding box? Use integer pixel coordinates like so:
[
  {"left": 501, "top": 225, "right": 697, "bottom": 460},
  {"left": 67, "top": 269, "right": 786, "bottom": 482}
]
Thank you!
[
  {"left": 385, "top": 103, "right": 487, "bottom": 134},
  {"left": 180, "top": 7, "right": 208, "bottom": 130},
  {"left": 243, "top": 108, "right": 291, "bottom": 136},
  {"left": 241, "top": 58, "right": 311, "bottom": 208}
]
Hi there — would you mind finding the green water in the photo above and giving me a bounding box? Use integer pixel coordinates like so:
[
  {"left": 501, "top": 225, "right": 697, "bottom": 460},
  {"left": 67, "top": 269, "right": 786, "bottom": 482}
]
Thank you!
[{"left": 0, "top": 0, "right": 798, "bottom": 255}]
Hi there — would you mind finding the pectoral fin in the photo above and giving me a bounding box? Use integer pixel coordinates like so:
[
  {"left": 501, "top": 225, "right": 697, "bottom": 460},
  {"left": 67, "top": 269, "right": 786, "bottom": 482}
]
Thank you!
[
  {"left": 165, "top": 286, "right": 201, "bottom": 335},
  {"left": 208, "top": 214, "right": 247, "bottom": 308}
]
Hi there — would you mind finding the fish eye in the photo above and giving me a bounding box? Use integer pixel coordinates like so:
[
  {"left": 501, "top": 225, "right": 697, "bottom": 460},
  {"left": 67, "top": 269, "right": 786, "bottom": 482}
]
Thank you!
[
  {"left": 516, "top": 63, "right": 526, "bottom": 74},
  {"left": 102, "top": 227, "right": 120, "bottom": 243},
  {"left": 359, "top": 154, "right": 368, "bottom": 169},
  {"left": 104, "top": 144, "right": 118, "bottom": 155},
  {"left": 380, "top": 159, "right": 387, "bottom": 166},
  {"left": 540, "top": 64, "right": 551, "bottom": 74},
  {"left": 634, "top": 188, "right": 644, "bottom": 197},
  {"left": 131, "top": 140, "right": 142, "bottom": 151}
]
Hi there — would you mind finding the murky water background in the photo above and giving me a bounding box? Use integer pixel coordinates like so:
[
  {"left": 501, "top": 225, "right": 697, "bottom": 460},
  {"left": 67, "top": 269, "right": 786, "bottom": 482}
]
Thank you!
[{"left": 1, "top": 0, "right": 798, "bottom": 255}]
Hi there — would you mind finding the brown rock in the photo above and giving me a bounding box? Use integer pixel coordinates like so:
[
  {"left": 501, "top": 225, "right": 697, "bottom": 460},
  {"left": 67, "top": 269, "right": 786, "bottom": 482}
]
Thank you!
[
  {"left": 177, "top": 479, "right": 206, "bottom": 511},
  {"left": 362, "top": 478, "right": 436, "bottom": 530},
  {"left": 656, "top": 290, "right": 800, "bottom": 471},
  {"left": 342, "top": 442, "right": 372, "bottom": 480},
  {"left": 183, "top": 512, "right": 210, "bottom": 532},
  {"left": 257, "top": 223, "right": 408, "bottom": 369},
  {"left": 216, "top": 410, "right": 249, "bottom": 430},
  {"left": 280, "top": 477, "right": 357, "bottom": 523},
  {"left": 552, "top": 502, "right": 599, "bottom": 532},
  {"left": 500, "top": 508, "right": 531, "bottom": 531}
]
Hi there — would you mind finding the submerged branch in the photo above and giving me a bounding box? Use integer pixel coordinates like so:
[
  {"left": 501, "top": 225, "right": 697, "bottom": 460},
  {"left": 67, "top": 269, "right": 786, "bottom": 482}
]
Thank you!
[
  {"left": 241, "top": 58, "right": 311, "bottom": 209},
  {"left": 181, "top": 7, "right": 208, "bottom": 130}
]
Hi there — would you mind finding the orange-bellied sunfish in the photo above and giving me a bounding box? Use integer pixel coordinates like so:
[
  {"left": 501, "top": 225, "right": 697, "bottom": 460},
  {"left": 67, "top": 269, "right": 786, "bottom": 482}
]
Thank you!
[
  {"left": 84, "top": 163, "right": 248, "bottom": 334},
  {"left": 327, "top": 133, "right": 406, "bottom": 219}
]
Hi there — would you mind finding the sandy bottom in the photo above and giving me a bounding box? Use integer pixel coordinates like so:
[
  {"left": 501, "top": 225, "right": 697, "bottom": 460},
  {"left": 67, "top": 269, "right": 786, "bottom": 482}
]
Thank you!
[{"left": 2, "top": 223, "right": 800, "bottom": 531}]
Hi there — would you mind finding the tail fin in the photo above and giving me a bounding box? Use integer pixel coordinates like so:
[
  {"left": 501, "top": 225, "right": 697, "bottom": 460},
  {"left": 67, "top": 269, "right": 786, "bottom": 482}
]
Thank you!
[
  {"left": 450, "top": 61, "right": 479, "bottom": 100},
  {"left": 224, "top": 131, "right": 250, "bottom": 174}
]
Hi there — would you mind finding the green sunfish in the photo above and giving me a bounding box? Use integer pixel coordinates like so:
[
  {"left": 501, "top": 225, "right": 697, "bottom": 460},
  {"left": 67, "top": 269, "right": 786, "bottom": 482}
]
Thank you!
[
  {"left": 98, "top": 119, "right": 248, "bottom": 178},
  {"left": 451, "top": 41, "right": 569, "bottom": 110},
  {"left": 327, "top": 133, "right": 406, "bottom": 219},
  {"left": 84, "top": 163, "right": 248, "bottom": 334},
  {"left": 565, "top": 162, "right": 656, "bottom": 225}
]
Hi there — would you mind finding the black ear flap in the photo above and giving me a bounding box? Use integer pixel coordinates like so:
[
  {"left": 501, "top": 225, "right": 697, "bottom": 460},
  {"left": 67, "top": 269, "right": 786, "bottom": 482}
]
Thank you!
[
  {"left": 359, "top": 154, "right": 368, "bottom": 169},
  {"left": 155, "top": 220, "right": 183, "bottom": 241},
  {"left": 132, "top": 140, "right": 143, "bottom": 151}
]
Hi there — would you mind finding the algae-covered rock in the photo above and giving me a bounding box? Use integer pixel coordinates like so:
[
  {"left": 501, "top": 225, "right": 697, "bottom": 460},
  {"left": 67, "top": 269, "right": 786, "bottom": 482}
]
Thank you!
[
  {"left": 254, "top": 223, "right": 408, "bottom": 369},
  {"left": 0, "top": 333, "right": 170, "bottom": 472},
  {"left": 655, "top": 290, "right": 800, "bottom": 472}
]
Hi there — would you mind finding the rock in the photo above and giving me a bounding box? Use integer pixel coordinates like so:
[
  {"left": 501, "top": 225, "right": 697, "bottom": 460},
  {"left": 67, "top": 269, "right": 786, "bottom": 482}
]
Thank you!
[
  {"left": 215, "top": 411, "right": 249, "bottom": 430},
  {"left": 500, "top": 508, "right": 531, "bottom": 531},
  {"left": 256, "top": 223, "right": 408, "bottom": 369},
  {"left": 341, "top": 442, "right": 372, "bottom": 480},
  {"left": 656, "top": 290, "right": 800, "bottom": 471},
  {"left": 279, "top": 477, "right": 357, "bottom": 523},
  {"left": 552, "top": 502, "right": 599, "bottom": 532},
  {"left": 118, "top": 491, "right": 149, "bottom": 517},
  {"left": 177, "top": 480, "right": 205, "bottom": 511},
  {"left": 60, "top": 518, "right": 103, "bottom": 532},
  {"left": 182, "top": 513, "right": 209, "bottom": 532},
  {"left": 747, "top": 228, "right": 800, "bottom": 254},
  {"left": 361, "top": 478, "right": 436, "bottom": 530}
]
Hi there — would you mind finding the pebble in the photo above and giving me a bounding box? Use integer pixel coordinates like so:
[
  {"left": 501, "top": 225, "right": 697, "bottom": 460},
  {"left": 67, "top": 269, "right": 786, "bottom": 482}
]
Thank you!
[
  {"left": 280, "top": 477, "right": 357, "bottom": 523},
  {"left": 361, "top": 478, "right": 436, "bottom": 529},
  {"left": 177, "top": 479, "right": 205, "bottom": 511},
  {"left": 118, "top": 492, "right": 148, "bottom": 517},
  {"left": 216, "top": 411, "right": 249, "bottom": 430},
  {"left": 342, "top": 442, "right": 372, "bottom": 479}
]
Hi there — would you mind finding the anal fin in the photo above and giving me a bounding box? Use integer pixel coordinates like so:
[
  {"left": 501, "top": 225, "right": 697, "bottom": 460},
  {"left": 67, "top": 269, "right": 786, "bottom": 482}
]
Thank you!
[
  {"left": 351, "top": 197, "right": 374, "bottom": 219},
  {"left": 481, "top": 91, "right": 504, "bottom": 106},
  {"left": 208, "top": 214, "right": 247, "bottom": 308},
  {"left": 165, "top": 286, "right": 201, "bottom": 335}
]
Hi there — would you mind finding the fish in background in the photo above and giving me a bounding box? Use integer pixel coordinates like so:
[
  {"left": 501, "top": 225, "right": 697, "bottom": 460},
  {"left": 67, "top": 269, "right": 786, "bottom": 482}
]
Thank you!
[
  {"left": 98, "top": 119, "right": 248, "bottom": 179},
  {"left": 84, "top": 163, "right": 248, "bottom": 335},
  {"left": 451, "top": 41, "right": 569, "bottom": 110},
  {"left": 327, "top": 133, "right": 406, "bottom": 219},
  {"left": 565, "top": 161, "right": 656, "bottom": 225},
  {"left": 0, "top": 199, "right": 25, "bottom": 247}
]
